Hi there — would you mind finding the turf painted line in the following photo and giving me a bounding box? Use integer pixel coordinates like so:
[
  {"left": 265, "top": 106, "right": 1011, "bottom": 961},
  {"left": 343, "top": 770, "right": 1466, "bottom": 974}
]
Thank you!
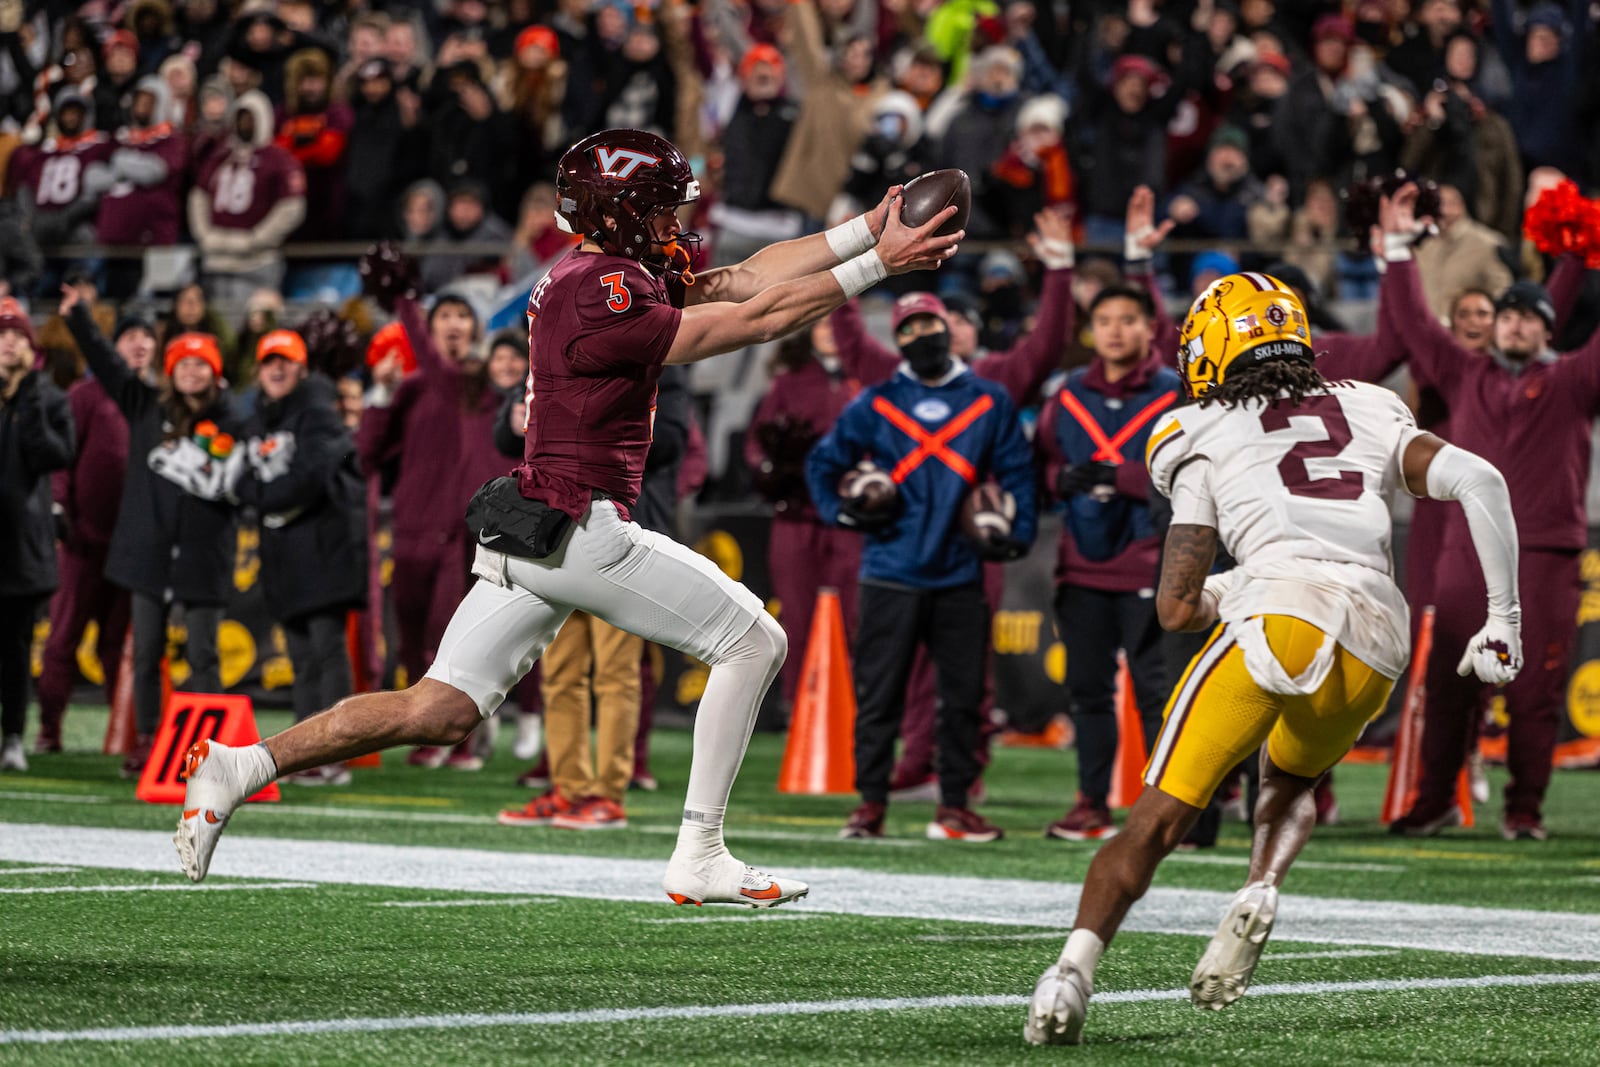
[
  {"left": 0, "top": 866, "right": 80, "bottom": 876},
  {"left": 376, "top": 897, "right": 559, "bottom": 908},
  {"left": 0, "top": 790, "right": 108, "bottom": 804},
  {"left": 6, "top": 824, "right": 1600, "bottom": 962},
  {"left": 3, "top": 971, "right": 1598, "bottom": 1046},
  {"left": 0, "top": 881, "right": 316, "bottom": 895},
  {"left": 1165, "top": 853, "right": 1404, "bottom": 873},
  {"left": 638, "top": 913, "right": 826, "bottom": 924},
  {"left": 1264, "top": 949, "right": 1401, "bottom": 960}
]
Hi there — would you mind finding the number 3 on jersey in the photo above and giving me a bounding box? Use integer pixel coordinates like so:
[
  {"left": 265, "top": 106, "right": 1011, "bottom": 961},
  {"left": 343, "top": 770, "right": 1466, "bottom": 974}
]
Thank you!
[
  {"left": 1259, "top": 394, "right": 1364, "bottom": 500},
  {"left": 600, "top": 272, "right": 632, "bottom": 313}
]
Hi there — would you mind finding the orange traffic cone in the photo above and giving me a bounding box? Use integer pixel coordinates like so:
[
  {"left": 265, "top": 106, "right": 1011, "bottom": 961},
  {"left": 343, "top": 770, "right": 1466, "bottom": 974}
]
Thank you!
[
  {"left": 1108, "top": 655, "right": 1147, "bottom": 809},
  {"left": 778, "top": 589, "right": 857, "bottom": 794},
  {"left": 1383, "top": 607, "right": 1433, "bottom": 824},
  {"left": 104, "top": 629, "right": 137, "bottom": 755}
]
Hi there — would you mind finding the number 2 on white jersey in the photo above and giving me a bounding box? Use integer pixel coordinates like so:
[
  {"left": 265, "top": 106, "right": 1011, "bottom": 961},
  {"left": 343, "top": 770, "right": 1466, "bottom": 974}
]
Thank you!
[{"left": 1258, "top": 394, "right": 1364, "bottom": 500}]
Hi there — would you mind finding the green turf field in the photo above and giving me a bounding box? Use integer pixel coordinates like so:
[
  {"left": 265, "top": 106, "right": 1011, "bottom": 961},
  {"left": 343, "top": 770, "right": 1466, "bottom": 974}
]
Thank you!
[{"left": 2, "top": 707, "right": 1598, "bottom": 1065}]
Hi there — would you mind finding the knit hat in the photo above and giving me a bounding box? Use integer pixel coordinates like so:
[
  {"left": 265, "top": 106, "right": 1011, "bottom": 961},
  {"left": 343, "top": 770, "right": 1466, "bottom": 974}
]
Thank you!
[
  {"left": 366, "top": 322, "right": 416, "bottom": 374},
  {"left": 256, "top": 328, "right": 308, "bottom": 364},
  {"left": 1496, "top": 281, "right": 1555, "bottom": 328},
  {"left": 1313, "top": 14, "right": 1356, "bottom": 42},
  {"left": 738, "top": 43, "right": 786, "bottom": 81},
  {"left": 1108, "top": 54, "right": 1166, "bottom": 88},
  {"left": 1208, "top": 124, "right": 1250, "bottom": 155},
  {"left": 103, "top": 29, "right": 139, "bottom": 60},
  {"left": 0, "top": 297, "right": 34, "bottom": 348},
  {"left": 515, "top": 25, "right": 560, "bottom": 59},
  {"left": 164, "top": 332, "right": 223, "bottom": 377},
  {"left": 891, "top": 292, "right": 948, "bottom": 330},
  {"left": 1526, "top": 2, "right": 1569, "bottom": 34},
  {"left": 113, "top": 314, "right": 155, "bottom": 342}
]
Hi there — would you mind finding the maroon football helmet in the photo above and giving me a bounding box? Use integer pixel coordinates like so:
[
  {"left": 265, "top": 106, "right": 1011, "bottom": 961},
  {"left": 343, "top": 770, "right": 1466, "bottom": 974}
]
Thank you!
[{"left": 556, "top": 129, "right": 702, "bottom": 281}]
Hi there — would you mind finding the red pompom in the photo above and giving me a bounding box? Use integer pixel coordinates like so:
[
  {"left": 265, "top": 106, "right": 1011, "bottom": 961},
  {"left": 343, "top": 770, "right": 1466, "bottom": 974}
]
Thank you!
[{"left": 1523, "top": 180, "right": 1600, "bottom": 268}]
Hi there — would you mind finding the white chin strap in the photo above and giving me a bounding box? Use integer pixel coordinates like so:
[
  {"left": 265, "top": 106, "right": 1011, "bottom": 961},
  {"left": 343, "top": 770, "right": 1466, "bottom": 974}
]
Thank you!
[{"left": 554, "top": 211, "right": 576, "bottom": 234}]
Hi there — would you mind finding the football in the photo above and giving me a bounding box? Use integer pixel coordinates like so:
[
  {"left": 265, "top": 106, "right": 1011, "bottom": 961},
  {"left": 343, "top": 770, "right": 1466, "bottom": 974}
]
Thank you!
[
  {"left": 959, "top": 483, "right": 1017, "bottom": 544},
  {"left": 839, "top": 462, "right": 899, "bottom": 518},
  {"left": 899, "top": 169, "right": 971, "bottom": 237}
]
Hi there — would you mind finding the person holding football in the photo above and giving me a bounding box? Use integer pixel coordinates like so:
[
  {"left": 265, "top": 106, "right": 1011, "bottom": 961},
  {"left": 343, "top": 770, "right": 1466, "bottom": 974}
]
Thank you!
[
  {"left": 175, "top": 128, "right": 960, "bottom": 909},
  {"left": 1025, "top": 271, "right": 1522, "bottom": 1045}
]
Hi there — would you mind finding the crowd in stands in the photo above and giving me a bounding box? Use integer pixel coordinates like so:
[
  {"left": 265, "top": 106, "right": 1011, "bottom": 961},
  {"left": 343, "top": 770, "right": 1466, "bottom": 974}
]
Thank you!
[{"left": 1, "top": 0, "right": 1598, "bottom": 841}]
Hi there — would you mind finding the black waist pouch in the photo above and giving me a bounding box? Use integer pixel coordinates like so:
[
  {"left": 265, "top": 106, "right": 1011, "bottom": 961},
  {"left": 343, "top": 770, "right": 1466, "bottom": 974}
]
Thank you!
[{"left": 464, "top": 477, "right": 574, "bottom": 560}]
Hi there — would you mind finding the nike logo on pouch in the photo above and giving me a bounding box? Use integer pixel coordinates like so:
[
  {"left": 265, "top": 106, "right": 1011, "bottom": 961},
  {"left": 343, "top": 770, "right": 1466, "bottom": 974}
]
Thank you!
[{"left": 478, "top": 530, "right": 497, "bottom": 545}]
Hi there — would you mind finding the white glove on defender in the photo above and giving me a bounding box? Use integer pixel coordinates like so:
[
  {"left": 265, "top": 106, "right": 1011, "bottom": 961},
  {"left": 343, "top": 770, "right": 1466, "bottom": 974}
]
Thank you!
[{"left": 1457, "top": 614, "right": 1522, "bottom": 685}]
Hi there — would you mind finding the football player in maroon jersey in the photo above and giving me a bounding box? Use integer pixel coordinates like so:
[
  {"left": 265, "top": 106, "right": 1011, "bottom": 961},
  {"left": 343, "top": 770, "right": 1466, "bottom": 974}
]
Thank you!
[{"left": 176, "top": 128, "right": 960, "bottom": 908}]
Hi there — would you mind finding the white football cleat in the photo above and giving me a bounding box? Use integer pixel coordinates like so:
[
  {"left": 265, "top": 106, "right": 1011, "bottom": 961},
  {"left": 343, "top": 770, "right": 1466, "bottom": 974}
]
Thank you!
[
  {"left": 1024, "top": 961, "right": 1092, "bottom": 1045},
  {"left": 662, "top": 850, "right": 808, "bottom": 909},
  {"left": 1190, "top": 876, "right": 1279, "bottom": 1009},
  {"left": 172, "top": 740, "right": 253, "bottom": 883},
  {"left": 513, "top": 712, "right": 543, "bottom": 761}
]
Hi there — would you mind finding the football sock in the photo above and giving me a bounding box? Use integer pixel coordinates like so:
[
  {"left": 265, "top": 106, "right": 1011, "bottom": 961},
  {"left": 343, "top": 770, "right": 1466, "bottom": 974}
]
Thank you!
[
  {"left": 240, "top": 743, "right": 279, "bottom": 797},
  {"left": 1061, "top": 929, "right": 1106, "bottom": 979},
  {"left": 677, "top": 615, "right": 785, "bottom": 854}
]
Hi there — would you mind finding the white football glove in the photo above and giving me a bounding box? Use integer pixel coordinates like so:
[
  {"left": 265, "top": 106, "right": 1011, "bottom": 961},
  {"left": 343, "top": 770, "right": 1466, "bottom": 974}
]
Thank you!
[
  {"left": 247, "top": 432, "right": 296, "bottom": 483},
  {"left": 1456, "top": 614, "right": 1522, "bottom": 685},
  {"left": 147, "top": 438, "right": 216, "bottom": 497}
]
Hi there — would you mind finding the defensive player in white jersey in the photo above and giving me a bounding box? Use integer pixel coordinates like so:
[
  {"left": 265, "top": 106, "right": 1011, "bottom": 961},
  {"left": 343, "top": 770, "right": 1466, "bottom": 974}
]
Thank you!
[{"left": 1025, "top": 272, "right": 1523, "bottom": 1045}]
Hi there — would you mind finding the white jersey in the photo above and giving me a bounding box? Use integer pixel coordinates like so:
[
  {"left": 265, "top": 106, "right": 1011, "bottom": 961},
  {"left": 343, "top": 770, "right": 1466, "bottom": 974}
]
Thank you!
[{"left": 1146, "top": 380, "right": 1425, "bottom": 681}]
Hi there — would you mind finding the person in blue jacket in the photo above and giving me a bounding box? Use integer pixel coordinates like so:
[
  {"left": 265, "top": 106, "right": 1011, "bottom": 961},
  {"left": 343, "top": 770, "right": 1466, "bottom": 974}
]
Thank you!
[{"left": 807, "top": 293, "right": 1037, "bottom": 843}]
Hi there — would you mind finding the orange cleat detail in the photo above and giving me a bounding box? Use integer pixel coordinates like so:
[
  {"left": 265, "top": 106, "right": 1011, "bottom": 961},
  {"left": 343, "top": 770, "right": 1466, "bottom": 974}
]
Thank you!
[
  {"left": 667, "top": 893, "right": 702, "bottom": 906},
  {"left": 739, "top": 883, "right": 783, "bottom": 901}
]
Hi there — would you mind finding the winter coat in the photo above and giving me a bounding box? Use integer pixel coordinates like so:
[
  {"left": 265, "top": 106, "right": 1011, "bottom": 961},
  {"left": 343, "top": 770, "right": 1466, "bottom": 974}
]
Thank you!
[
  {"left": 0, "top": 372, "right": 75, "bottom": 597},
  {"left": 233, "top": 374, "right": 366, "bottom": 623},
  {"left": 66, "top": 303, "right": 240, "bottom": 605},
  {"left": 52, "top": 376, "right": 128, "bottom": 549}
]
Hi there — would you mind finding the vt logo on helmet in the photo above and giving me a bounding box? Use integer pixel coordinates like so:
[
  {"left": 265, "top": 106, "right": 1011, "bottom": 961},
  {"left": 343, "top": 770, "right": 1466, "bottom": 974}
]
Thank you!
[
  {"left": 557, "top": 129, "right": 703, "bottom": 283},
  {"left": 1178, "top": 272, "right": 1314, "bottom": 400}
]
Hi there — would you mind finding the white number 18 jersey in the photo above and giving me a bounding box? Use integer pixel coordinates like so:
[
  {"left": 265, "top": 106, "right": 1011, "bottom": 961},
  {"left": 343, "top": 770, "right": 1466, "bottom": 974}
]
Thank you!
[{"left": 1146, "top": 380, "right": 1426, "bottom": 679}]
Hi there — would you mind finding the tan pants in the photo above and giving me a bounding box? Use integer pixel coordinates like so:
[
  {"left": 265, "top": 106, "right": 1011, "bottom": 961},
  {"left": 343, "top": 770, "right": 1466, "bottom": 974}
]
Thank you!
[{"left": 542, "top": 611, "right": 644, "bottom": 803}]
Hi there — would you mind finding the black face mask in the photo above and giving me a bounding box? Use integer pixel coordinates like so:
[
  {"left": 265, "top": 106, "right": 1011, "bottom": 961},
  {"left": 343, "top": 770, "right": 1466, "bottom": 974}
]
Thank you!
[{"left": 901, "top": 331, "right": 952, "bottom": 380}]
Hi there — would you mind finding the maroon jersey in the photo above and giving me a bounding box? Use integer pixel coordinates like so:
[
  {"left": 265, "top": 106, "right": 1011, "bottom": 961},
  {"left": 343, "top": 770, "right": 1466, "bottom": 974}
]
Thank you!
[
  {"left": 195, "top": 144, "right": 305, "bottom": 231},
  {"left": 12, "top": 131, "right": 113, "bottom": 214},
  {"left": 515, "top": 249, "right": 684, "bottom": 521},
  {"left": 97, "top": 125, "right": 189, "bottom": 245}
]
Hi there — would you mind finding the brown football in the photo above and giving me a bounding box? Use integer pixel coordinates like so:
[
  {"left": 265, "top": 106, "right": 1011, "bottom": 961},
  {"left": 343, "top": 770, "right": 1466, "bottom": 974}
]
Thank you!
[
  {"left": 839, "top": 463, "right": 899, "bottom": 517},
  {"left": 900, "top": 169, "right": 971, "bottom": 237},
  {"left": 959, "top": 483, "right": 1016, "bottom": 544}
]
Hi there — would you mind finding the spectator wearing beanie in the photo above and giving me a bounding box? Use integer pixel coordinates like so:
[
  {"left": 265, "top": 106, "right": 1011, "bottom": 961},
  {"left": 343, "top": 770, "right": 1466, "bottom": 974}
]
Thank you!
[
  {"left": 95, "top": 75, "right": 190, "bottom": 299},
  {"left": 36, "top": 314, "right": 154, "bottom": 753},
  {"left": 1492, "top": 0, "right": 1586, "bottom": 176},
  {"left": 418, "top": 181, "right": 512, "bottom": 293},
  {"left": 11, "top": 89, "right": 114, "bottom": 285},
  {"left": 1074, "top": 54, "right": 1180, "bottom": 250},
  {"left": 0, "top": 297, "right": 75, "bottom": 772},
  {"left": 61, "top": 287, "right": 240, "bottom": 776},
  {"left": 709, "top": 44, "right": 801, "bottom": 266},
  {"left": 836, "top": 90, "right": 931, "bottom": 224},
  {"left": 232, "top": 329, "right": 366, "bottom": 785},
  {"left": 497, "top": 26, "right": 570, "bottom": 217},
  {"left": 94, "top": 30, "right": 142, "bottom": 131},
  {"left": 275, "top": 47, "right": 354, "bottom": 241},
  {"left": 932, "top": 46, "right": 1025, "bottom": 241},
  {"left": 989, "top": 93, "right": 1075, "bottom": 235},
  {"left": 345, "top": 59, "right": 426, "bottom": 241}
]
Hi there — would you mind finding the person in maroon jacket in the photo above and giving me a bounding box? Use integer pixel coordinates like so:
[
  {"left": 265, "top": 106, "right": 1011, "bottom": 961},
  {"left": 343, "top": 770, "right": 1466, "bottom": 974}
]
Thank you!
[
  {"left": 826, "top": 207, "right": 1077, "bottom": 793},
  {"left": 1380, "top": 182, "right": 1600, "bottom": 841},
  {"left": 744, "top": 319, "right": 862, "bottom": 709},
  {"left": 356, "top": 291, "right": 503, "bottom": 770},
  {"left": 35, "top": 316, "right": 155, "bottom": 752},
  {"left": 95, "top": 77, "right": 189, "bottom": 298}
]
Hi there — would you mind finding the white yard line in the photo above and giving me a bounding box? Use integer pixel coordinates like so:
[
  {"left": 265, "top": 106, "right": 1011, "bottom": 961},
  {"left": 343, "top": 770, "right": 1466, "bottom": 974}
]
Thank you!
[
  {"left": 376, "top": 897, "right": 559, "bottom": 908},
  {"left": 638, "top": 913, "right": 825, "bottom": 924},
  {"left": 635, "top": 825, "right": 923, "bottom": 847},
  {"left": 0, "top": 881, "right": 315, "bottom": 895},
  {"left": 1265, "top": 949, "right": 1401, "bottom": 960},
  {"left": 0, "top": 866, "right": 80, "bottom": 876},
  {"left": 2, "top": 972, "right": 1597, "bottom": 1046},
  {"left": 0, "top": 791, "right": 108, "bottom": 804},
  {"left": 917, "top": 931, "right": 1070, "bottom": 943},
  {"left": 4, "top": 823, "right": 1600, "bottom": 961}
]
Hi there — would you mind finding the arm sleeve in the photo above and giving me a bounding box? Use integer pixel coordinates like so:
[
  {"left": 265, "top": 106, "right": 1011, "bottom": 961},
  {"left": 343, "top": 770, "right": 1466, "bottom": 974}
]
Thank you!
[
  {"left": 395, "top": 295, "right": 453, "bottom": 387},
  {"left": 1378, "top": 257, "right": 1459, "bottom": 395},
  {"left": 828, "top": 301, "right": 900, "bottom": 386},
  {"left": 355, "top": 382, "right": 412, "bottom": 476},
  {"left": 1426, "top": 442, "right": 1519, "bottom": 620},
  {"left": 65, "top": 302, "right": 148, "bottom": 419},
  {"left": 1549, "top": 318, "right": 1600, "bottom": 412},
  {"left": 1168, "top": 455, "right": 1217, "bottom": 527},
  {"left": 1315, "top": 331, "right": 1404, "bottom": 383},
  {"left": 804, "top": 399, "right": 872, "bottom": 526},
  {"left": 1547, "top": 254, "right": 1585, "bottom": 338},
  {"left": 971, "top": 267, "right": 1074, "bottom": 403}
]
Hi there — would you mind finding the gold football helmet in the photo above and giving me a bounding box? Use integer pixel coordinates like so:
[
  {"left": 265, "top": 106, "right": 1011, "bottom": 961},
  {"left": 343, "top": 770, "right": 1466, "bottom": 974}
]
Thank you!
[{"left": 1177, "top": 272, "right": 1315, "bottom": 399}]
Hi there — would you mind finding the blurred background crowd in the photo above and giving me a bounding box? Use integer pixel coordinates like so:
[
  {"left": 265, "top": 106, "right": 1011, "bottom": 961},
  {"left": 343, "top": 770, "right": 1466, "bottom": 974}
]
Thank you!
[{"left": 1, "top": 0, "right": 1598, "bottom": 838}]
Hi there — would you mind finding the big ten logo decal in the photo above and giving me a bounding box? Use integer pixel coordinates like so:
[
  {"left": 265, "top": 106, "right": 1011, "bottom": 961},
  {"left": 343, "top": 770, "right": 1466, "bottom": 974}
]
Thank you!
[
  {"left": 1567, "top": 661, "right": 1600, "bottom": 738},
  {"left": 137, "top": 693, "right": 279, "bottom": 804}
]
